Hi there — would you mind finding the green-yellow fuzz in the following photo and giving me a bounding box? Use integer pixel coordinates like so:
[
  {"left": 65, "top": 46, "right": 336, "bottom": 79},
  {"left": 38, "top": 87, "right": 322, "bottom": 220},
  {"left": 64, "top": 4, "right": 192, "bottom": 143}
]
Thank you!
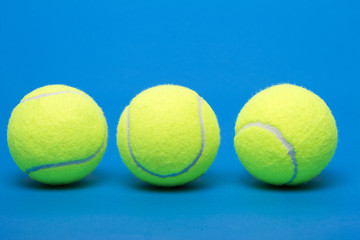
[
  {"left": 117, "top": 85, "right": 220, "bottom": 187},
  {"left": 234, "top": 84, "right": 337, "bottom": 186},
  {"left": 7, "top": 85, "right": 108, "bottom": 185}
]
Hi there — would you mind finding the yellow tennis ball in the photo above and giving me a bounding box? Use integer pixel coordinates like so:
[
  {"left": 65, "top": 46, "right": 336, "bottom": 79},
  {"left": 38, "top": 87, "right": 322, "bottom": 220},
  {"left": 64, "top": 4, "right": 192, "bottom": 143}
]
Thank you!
[
  {"left": 117, "top": 85, "right": 220, "bottom": 187},
  {"left": 7, "top": 85, "right": 108, "bottom": 185},
  {"left": 234, "top": 84, "right": 337, "bottom": 186}
]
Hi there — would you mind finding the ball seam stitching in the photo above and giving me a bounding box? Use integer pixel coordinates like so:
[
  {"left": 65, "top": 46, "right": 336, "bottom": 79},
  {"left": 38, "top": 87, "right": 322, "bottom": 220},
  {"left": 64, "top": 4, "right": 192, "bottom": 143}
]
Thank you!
[
  {"left": 236, "top": 121, "right": 298, "bottom": 184},
  {"left": 25, "top": 135, "right": 106, "bottom": 174},
  {"left": 126, "top": 95, "right": 205, "bottom": 178},
  {"left": 22, "top": 90, "right": 107, "bottom": 174},
  {"left": 21, "top": 91, "right": 91, "bottom": 103}
]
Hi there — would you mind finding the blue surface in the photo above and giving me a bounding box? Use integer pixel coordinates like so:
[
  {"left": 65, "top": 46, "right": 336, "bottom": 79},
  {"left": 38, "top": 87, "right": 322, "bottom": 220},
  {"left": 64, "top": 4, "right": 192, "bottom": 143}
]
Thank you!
[{"left": 1, "top": 1, "right": 360, "bottom": 239}]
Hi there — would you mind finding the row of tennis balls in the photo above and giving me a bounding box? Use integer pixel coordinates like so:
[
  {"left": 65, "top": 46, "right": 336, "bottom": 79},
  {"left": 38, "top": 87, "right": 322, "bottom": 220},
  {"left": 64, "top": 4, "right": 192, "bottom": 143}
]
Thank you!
[{"left": 7, "top": 84, "right": 337, "bottom": 187}]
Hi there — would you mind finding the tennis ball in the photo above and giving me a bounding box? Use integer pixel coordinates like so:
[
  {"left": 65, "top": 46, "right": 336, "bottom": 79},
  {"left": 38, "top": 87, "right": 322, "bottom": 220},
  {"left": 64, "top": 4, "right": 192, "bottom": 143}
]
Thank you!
[
  {"left": 7, "top": 85, "right": 108, "bottom": 185},
  {"left": 117, "top": 85, "right": 220, "bottom": 187},
  {"left": 234, "top": 84, "right": 337, "bottom": 186}
]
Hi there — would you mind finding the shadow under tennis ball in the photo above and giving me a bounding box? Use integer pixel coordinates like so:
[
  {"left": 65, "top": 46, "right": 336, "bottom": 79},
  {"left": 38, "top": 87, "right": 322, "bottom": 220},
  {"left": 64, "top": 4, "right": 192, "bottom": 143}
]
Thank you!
[
  {"left": 10, "top": 171, "right": 107, "bottom": 191},
  {"left": 240, "top": 169, "right": 343, "bottom": 192}
]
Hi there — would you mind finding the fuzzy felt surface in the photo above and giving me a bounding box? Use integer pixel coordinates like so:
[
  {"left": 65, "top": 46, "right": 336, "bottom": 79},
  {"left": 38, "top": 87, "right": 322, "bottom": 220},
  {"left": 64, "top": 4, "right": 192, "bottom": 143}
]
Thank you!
[
  {"left": 7, "top": 85, "right": 108, "bottom": 185},
  {"left": 234, "top": 84, "right": 337, "bottom": 185},
  {"left": 117, "top": 85, "right": 220, "bottom": 187}
]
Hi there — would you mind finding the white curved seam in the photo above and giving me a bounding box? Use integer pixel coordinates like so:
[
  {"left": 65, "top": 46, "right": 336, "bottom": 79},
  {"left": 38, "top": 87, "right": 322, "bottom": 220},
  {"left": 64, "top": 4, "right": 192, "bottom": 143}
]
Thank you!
[
  {"left": 21, "top": 91, "right": 91, "bottom": 103},
  {"left": 22, "top": 90, "right": 106, "bottom": 173},
  {"left": 25, "top": 131, "right": 106, "bottom": 174},
  {"left": 126, "top": 96, "right": 205, "bottom": 178},
  {"left": 236, "top": 121, "right": 297, "bottom": 184}
]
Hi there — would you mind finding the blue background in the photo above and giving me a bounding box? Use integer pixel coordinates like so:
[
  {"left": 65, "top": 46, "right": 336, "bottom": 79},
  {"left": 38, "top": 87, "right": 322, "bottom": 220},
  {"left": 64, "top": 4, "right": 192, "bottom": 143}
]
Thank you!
[{"left": 1, "top": 1, "right": 359, "bottom": 239}]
